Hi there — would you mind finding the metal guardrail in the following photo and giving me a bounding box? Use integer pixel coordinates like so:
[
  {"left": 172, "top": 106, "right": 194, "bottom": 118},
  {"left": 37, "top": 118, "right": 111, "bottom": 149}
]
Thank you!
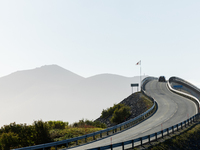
[
  {"left": 169, "top": 77, "right": 200, "bottom": 94},
  {"left": 15, "top": 77, "right": 157, "bottom": 150},
  {"left": 168, "top": 77, "right": 200, "bottom": 113},
  {"left": 88, "top": 114, "right": 199, "bottom": 150}
]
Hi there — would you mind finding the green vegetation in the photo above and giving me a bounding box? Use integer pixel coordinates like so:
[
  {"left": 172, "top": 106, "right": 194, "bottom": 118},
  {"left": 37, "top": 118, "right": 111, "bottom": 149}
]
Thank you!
[
  {"left": 0, "top": 119, "right": 106, "bottom": 150},
  {"left": 0, "top": 120, "right": 51, "bottom": 150},
  {"left": 145, "top": 123, "right": 200, "bottom": 150},
  {"left": 141, "top": 94, "right": 153, "bottom": 110},
  {"left": 72, "top": 119, "right": 106, "bottom": 128},
  {"left": 101, "top": 103, "right": 131, "bottom": 124}
]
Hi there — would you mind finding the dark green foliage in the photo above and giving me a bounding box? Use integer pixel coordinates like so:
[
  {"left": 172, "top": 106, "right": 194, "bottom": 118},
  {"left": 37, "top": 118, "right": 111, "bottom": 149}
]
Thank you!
[
  {"left": 72, "top": 119, "right": 106, "bottom": 128},
  {"left": 0, "top": 132, "right": 19, "bottom": 150},
  {"left": 33, "top": 120, "right": 51, "bottom": 145},
  {"left": 101, "top": 103, "right": 131, "bottom": 124},
  {"left": 110, "top": 105, "right": 131, "bottom": 124},
  {"left": 101, "top": 104, "right": 124, "bottom": 118},
  {"left": 0, "top": 122, "right": 34, "bottom": 147},
  {"left": 47, "top": 121, "right": 68, "bottom": 130},
  {"left": 0, "top": 120, "right": 51, "bottom": 149}
]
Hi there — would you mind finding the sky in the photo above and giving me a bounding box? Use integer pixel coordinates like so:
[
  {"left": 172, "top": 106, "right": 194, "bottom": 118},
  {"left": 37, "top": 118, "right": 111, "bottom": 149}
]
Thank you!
[{"left": 0, "top": 0, "right": 200, "bottom": 87}]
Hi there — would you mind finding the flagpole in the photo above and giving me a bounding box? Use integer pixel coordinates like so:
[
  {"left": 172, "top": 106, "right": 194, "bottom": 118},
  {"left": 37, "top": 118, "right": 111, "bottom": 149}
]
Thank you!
[{"left": 140, "top": 61, "right": 141, "bottom": 91}]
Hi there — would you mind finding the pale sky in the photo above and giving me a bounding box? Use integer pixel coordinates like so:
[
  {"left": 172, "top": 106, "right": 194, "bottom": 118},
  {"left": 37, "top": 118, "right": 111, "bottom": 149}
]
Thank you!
[{"left": 0, "top": 1, "right": 200, "bottom": 87}]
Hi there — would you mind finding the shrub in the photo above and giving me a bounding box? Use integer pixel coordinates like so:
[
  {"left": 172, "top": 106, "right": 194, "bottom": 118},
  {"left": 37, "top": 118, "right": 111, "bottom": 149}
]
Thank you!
[
  {"left": 101, "top": 103, "right": 131, "bottom": 124},
  {"left": 0, "top": 132, "right": 19, "bottom": 150},
  {"left": 72, "top": 119, "right": 106, "bottom": 128},
  {"left": 33, "top": 120, "right": 51, "bottom": 145},
  {"left": 47, "top": 121, "right": 67, "bottom": 130},
  {"left": 110, "top": 105, "right": 131, "bottom": 124}
]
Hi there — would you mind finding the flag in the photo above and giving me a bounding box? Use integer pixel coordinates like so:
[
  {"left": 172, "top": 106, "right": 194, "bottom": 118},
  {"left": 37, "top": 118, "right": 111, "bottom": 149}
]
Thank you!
[{"left": 136, "top": 60, "right": 141, "bottom": 65}]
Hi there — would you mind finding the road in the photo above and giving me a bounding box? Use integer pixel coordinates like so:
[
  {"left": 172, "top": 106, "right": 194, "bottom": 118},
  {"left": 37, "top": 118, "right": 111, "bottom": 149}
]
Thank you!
[{"left": 67, "top": 79, "right": 197, "bottom": 150}]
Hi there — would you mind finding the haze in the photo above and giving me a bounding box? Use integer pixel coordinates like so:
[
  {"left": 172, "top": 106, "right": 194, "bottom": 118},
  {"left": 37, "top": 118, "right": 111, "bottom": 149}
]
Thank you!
[{"left": 0, "top": 65, "right": 145, "bottom": 127}]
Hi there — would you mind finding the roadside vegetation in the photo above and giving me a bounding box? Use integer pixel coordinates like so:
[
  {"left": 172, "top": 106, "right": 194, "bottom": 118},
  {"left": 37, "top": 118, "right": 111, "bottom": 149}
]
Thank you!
[
  {"left": 0, "top": 119, "right": 106, "bottom": 150},
  {"left": 101, "top": 103, "right": 131, "bottom": 124}
]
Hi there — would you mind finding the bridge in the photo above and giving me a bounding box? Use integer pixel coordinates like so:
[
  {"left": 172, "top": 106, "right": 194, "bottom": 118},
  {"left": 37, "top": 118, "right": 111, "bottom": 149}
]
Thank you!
[{"left": 16, "top": 76, "right": 200, "bottom": 150}]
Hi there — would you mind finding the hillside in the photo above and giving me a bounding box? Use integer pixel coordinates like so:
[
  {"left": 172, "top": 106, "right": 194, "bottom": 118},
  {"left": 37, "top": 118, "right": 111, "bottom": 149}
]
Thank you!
[
  {"left": 0, "top": 65, "right": 147, "bottom": 127},
  {"left": 96, "top": 92, "right": 153, "bottom": 127}
]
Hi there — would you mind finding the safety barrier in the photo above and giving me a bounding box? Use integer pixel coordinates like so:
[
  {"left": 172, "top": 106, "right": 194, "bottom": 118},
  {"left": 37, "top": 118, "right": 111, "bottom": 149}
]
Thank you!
[
  {"left": 168, "top": 77, "right": 200, "bottom": 113},
  {"left": 88, "top": 113, "right": 199, "bottom": 150},
  {"left": 15, "top": 77, "right": 157, "bottom": 150}
]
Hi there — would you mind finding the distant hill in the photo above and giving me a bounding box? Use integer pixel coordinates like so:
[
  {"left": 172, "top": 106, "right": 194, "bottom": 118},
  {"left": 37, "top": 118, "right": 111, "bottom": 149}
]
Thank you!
[{"left": 0, "top": 65, "right": 147, "bottom": 127}]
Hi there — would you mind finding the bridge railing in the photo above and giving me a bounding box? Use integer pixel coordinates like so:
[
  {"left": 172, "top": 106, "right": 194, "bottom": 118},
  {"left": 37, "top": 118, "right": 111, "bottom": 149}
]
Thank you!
[
  {"left": 168, "top": 77, "right": 200, "bottom": 113},
  {"left": 169, "top": 77, "right": 200, "bottom": 94},
  {"left": 88, "top": 113, "right": 200, "bottom": 150},
  {"left": 15, "top": 77, "right": 157, "bottom": 150}
]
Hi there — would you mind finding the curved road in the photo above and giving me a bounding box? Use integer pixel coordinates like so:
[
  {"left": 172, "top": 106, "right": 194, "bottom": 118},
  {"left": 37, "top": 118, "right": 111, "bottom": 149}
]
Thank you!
[{"left": 68, "top": 79, "right": 197, "bottom": 150}]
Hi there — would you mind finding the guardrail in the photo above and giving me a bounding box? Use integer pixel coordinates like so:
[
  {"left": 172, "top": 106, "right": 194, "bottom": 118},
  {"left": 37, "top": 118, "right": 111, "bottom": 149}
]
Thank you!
[
  {"left": 168, "top": 77, "right": 200, "bottom": 113},
  {"left": 169, "top": 77, "right": 200, "bottom": 95},
  {"left": 88, "top": 113, "right": 200, "bottom": 150},
  {"left": 15, "top": 77, "right": 157, "bottom": 150}
]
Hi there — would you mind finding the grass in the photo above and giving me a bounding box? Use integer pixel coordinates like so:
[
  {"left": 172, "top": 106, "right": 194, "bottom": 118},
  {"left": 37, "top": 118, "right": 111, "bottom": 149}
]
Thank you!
[
  {"left": 49, "top": 126, "right": 104, "bottom": 148},
  {"left": 140, "top": 94, "right": 154, "bottom": 111}
]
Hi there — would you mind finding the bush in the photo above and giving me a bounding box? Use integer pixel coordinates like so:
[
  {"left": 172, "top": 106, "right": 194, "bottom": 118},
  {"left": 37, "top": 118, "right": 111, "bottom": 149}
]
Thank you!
[
  {"left": 47, "top": 121, "right": 67, "bottom": 130},
  {"left": 72, "top": 119, "right": 106, "bottom": 128},
  {"left": 110, "top": 105, "right": 131, "bottom": 124},
  {"left": 33, "top": 120, "right": 51, "bottom": 145},
  {"left": 101, "top": 103, "right": 131, "bottom": 124},
  {"left": 0, "top": 132, "right": 19, "bottom": 150}
]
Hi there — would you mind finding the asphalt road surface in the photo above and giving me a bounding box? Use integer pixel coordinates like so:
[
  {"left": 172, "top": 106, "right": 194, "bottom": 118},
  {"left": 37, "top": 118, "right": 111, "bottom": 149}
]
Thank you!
[{"left": 67, "top": 79, "right": 197, "bottom": 150}]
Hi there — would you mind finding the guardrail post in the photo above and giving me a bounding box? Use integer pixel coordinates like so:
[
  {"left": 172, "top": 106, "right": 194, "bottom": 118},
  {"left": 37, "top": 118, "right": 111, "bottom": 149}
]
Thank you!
[
  {"left": 93, "top": 135, "right": 95, "bottom": 140},
  {"left": 177, "top": 124, "right": 178, "bottom": 131},
  {"left": 172, "top": 126, "right": 174, "bottom": 134},
  {"left": 107, "top": 131, "right": 109, "bottom": 135},
  {"left": 188, "top": 119, "right": 189, "bottom": 126},
  {"left": 132, "top": 140, "right": 134, "bottom": 148},
  {"left": 181, "top": 122, "right": 183, "bottom": 129},
  {"left": 120, "top": 126, "right": 121, "bottom": 131},
  {"left": 167, "top": 128, "right": 169, "bottom": 136},
  {"left": 113, "top": 129, "right": 114, "bottom": 134},
  {"left": 55, "top": 145, "right": 57, "bottom": 150},
  {"left": 122, "top": 142, "right": 124, "bottom": 150},
  {"left": 185, "top": 121, "right": 187, "bottom": 128},
  {"left": 76, "top": 140, "right": 78, "bottom": 145},
  {"left": 100, "top": 133, "right": 102, "bottom": 138},
  {"left": 140, "top": 138, "right": 143, "bottom": 146},
  {"left": 155, "top": 133, "right": 157, "bottom": 141},
  {"left": 66, "top": 142, "right": 68, "bottom": 148},
  {"left": 148, "top": 135, "right": 150, "bottom": 143},
  {"left": 111, "top": 144, "right": 113, "bottom": 150},
  {"left": 85, "top": 136, "right": 87, "bottom": 143}
]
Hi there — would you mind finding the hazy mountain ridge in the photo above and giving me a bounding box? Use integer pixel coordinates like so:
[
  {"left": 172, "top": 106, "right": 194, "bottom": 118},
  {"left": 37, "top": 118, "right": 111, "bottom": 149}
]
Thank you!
[{"left": 0, "top": 65, "right": 146, "bottom": 127}]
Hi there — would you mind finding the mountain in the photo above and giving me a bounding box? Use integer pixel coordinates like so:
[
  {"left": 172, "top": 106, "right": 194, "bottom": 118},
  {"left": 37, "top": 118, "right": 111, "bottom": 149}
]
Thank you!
[{"left": 0, "top": 65, "right": 146, "bottom": 127}]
